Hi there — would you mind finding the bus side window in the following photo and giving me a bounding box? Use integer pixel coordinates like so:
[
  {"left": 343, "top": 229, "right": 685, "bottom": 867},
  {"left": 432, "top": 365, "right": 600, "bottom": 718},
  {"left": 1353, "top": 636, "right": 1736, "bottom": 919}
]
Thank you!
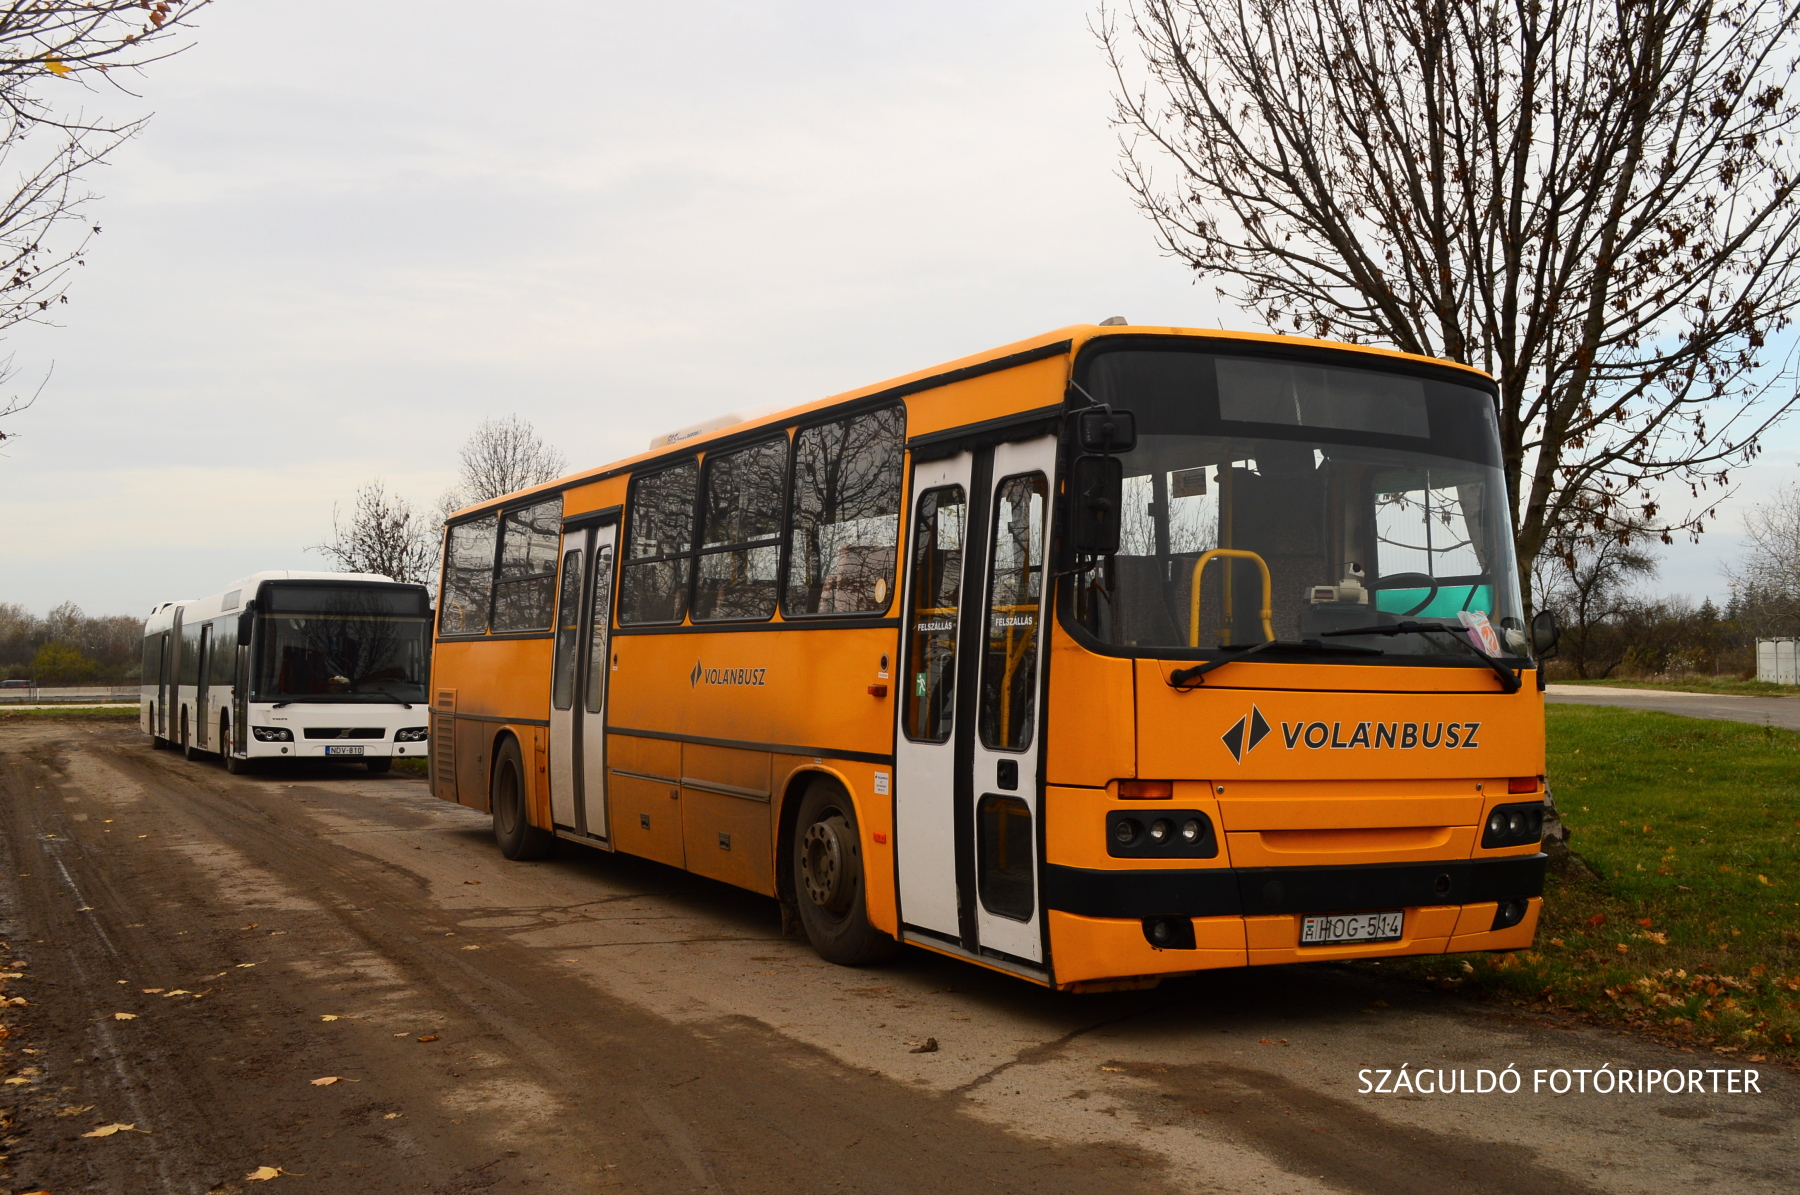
[
  {"left": 493, "top": 498, "right": 564, "bottom": 632},
  {"left": 209, "top": 618, "right": 235, "bottom": 686},
  {"left": 904, "top": 485, "right": 964, "bottom": 743},
  {"left": 784, "top": 404, "right": 904, "bottom": 617},
  {"left": 620, "top": 459, "right": 699, "bottom": 625},
  {"left": 693, "top": 437, "right": 786, "bottom": 622},
  {"left": 442, "top": 515, "right": 499, "bottom": 635}
]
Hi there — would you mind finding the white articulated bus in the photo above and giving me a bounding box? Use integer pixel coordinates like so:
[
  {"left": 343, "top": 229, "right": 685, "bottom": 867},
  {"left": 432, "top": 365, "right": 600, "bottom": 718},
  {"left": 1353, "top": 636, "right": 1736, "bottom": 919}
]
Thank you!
[{"left": 141, "top": 571, "right": 432, "bottom": 773}]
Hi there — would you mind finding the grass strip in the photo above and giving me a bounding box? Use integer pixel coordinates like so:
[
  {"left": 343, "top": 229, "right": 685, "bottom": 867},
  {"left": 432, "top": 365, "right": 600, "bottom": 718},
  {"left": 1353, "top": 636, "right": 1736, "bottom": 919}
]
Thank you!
[
  {"left": 1551, "top": 676, "right": 1800, "bottom": 697},
  {"left": 1392, "top": 705, "right": 1800, "bottom": 1060}
]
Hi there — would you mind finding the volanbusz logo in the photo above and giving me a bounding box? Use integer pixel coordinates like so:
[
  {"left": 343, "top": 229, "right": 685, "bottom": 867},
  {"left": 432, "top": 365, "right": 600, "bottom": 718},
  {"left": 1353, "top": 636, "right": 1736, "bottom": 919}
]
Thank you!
[{"left": 1222, "top": 705, "right": 1271, "bottom": 763}]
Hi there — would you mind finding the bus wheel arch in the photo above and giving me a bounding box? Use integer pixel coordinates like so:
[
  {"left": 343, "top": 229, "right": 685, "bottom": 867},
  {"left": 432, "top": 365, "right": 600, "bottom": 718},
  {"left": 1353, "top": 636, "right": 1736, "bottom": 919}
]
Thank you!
[
  {"left": 784, "top": 771, "right": 898, "bottom": 966},
  {"left": 490, "top": 732, "right": 553, "bottom": 861}
]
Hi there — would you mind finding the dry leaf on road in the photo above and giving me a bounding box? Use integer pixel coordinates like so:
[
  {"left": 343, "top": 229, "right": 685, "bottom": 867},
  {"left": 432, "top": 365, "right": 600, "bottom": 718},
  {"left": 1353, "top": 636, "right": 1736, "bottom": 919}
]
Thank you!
[
  {"left": 112, "top": 1012, "right": 136, "bottom": 1021},
  {"left": 245, "top": 1165, "right": 291, "bottom": 1181},
  {"left": 417, "top": 1035, "right": 441, "bottom": 1043},
  {"left": 82, "top": 1123, "right": 146, "bottom": 1137},
  {"left": 320, "top": 1015, "right": 340, "bottom": 1022}
]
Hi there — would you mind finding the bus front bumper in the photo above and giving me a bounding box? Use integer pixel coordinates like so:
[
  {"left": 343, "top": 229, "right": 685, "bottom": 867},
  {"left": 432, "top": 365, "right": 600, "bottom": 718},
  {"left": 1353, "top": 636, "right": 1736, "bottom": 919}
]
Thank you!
[{"left": 1044, "top": 854, "right": 1545, "bottom": 986}]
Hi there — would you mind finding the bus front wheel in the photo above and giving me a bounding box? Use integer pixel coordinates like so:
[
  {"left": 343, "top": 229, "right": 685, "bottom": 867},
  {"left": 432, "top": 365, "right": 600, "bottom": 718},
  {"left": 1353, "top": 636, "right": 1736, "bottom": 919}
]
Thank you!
[
  {"left": 491, "top": 737, "right": 553, "bottom": 861},
  {"left": 792, "top": 777, "right": 898, "bottom": 966}
]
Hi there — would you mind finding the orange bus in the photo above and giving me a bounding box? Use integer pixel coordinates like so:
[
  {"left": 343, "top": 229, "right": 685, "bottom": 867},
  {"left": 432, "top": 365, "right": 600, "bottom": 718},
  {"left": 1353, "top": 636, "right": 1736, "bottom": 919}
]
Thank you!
[{"left": 429, "top": 323, "right": 1558, "bottom": 989}]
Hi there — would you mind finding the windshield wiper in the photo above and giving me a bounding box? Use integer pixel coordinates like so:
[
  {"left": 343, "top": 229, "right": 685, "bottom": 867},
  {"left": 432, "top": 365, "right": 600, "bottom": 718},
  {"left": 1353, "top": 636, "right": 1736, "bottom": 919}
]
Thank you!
[
  {"left": 1319, "top": 621, "right": 1521, "bottom": 693},
  {"left": 1168, "top": 639, "right": 1384, "bottom": 688}
]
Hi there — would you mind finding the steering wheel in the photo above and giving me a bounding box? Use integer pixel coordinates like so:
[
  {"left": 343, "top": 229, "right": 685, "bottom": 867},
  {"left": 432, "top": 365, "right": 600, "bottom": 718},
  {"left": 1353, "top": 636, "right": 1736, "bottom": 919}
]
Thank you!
[{"left": 1370, "top": 572, "right": 1440, "bottom": 617}]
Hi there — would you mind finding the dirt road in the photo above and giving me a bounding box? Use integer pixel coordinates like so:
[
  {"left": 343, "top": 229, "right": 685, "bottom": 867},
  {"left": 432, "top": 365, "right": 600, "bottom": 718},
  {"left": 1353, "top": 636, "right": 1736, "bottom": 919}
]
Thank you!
[{"left": 1, "top": 719, "right": 1793, "bottom": 1194}]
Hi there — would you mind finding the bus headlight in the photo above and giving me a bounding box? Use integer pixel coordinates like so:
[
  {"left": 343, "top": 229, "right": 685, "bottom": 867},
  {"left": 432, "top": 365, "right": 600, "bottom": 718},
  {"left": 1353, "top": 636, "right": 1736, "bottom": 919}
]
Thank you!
[
  {"left": 1481, "top": 802, "right": 1544, "bottom": 848},
  {"left": 395, "top": 726, "right": 429, "bottom": 742},
  {"left": 251, "top": 726, "right": 293, "bottom": 742}
]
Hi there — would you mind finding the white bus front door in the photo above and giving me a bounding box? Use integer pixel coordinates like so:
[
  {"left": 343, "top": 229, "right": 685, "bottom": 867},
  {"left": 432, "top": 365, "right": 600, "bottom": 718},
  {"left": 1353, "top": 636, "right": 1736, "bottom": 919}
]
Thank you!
[
  {"left": 893, "top": 434, "right": 1055, "bottom": 971},
  {"left": 549, "top": 519, "right": 618, "bottom": 842}
]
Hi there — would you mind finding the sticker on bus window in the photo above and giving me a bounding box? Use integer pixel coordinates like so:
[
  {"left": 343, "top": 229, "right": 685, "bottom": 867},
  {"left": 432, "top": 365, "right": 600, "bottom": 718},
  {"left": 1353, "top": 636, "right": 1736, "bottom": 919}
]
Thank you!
[
  {"left": 1458, "top": 609, "right": 1502, "bottom": 656},
  {"left": 1170, "top": 467, "right": 1208, "bottom": 498}
]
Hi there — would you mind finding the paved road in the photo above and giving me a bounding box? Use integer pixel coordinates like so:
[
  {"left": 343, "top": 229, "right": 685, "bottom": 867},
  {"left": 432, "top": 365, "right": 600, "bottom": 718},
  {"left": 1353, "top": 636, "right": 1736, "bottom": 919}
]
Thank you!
[
  {"left": 1545, "top": 684, "right": 1800, "bottom": 730},
  {"left": 1, "top": 719, "right": 1794, "bottom": 1194}
]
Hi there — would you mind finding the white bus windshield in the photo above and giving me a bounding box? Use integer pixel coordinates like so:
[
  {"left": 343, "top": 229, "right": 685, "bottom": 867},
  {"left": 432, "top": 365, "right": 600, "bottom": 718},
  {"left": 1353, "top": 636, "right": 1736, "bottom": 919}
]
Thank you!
[{"left": 253, "top": 585, "right": 431, "bottom": 702}]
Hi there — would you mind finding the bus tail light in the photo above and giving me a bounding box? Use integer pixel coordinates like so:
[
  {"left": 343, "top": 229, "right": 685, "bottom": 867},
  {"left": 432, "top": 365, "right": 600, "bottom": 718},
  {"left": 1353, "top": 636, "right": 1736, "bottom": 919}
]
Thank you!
[
  {"left": 1118, "top": 780, "right": 1172, "bottom": 800},
  {"left": 1507, "top": 776, "right": 1540, "bottom": 794}
]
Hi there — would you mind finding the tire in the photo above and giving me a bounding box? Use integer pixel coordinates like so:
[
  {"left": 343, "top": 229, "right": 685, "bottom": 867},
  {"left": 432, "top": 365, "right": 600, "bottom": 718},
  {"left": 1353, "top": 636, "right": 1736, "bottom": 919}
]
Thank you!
[
  {"left": 365, "top": 757, "right": 393, "bottom": 774},
  {"left": 224, "top": 748, "right": 251, "bottom": 775},
  {"left": 792, "top": 777, "right": 898, "bottom": 966},
  {"left": 491, "top": 736, "right": 553, "bottom": 860}
]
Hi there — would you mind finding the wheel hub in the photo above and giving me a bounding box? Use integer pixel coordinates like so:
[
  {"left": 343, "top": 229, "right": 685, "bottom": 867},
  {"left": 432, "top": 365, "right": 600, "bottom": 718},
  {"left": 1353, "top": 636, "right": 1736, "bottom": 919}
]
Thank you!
[{"left": 801, "top": 815, "right": 854, "bottom": 913}]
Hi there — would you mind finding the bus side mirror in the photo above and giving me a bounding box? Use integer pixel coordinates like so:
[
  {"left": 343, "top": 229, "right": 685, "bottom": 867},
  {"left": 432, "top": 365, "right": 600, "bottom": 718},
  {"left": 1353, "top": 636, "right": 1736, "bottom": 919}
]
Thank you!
[
  {"left": 1069, "top": 455, "right": 1124, "bottom": 556},
  {"left": 237, "top": 606, "right": 254, "bottom": 646},
  {"left": 1076, "top": 408, "right": 1137, "bottom": 454},
  {"left": 1531, "top": 609, "right": 1560, "bottom": 658}
]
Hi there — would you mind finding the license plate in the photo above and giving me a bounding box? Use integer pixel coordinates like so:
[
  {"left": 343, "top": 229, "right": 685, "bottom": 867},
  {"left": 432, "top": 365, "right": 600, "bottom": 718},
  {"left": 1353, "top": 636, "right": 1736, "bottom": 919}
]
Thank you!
[
  {"left": 324, "top": 745, "right": 365, "bottom": 756},
  {"left": 1300, "top": 911, "right": 1404, "bottom": 946}
]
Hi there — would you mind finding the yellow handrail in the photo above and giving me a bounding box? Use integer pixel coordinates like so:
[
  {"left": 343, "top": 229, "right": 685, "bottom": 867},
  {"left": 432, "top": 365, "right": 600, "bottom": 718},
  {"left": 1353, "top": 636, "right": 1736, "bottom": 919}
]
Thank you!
[{"left": 1188, "top": 549, "right": 1273, "bottom": 646}]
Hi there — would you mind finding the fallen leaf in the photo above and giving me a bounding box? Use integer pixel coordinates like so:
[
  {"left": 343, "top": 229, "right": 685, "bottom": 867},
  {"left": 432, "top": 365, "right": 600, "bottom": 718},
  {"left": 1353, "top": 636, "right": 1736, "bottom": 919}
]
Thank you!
[
  {"left": 112, "top": 1012, "right": 136, "bottom": 1020},
  {"left": 141, "top": 988, "right": 165, "bottom": 994},
  {"left": 417, "top": 1035, "right": 440, "bottom": 1043},
  {"left": 384, "top": 1112, "right": 401, "bottom": 1119},
  {"left": 1587, "top": 913, "right": 1606, "bottom": 926},
  {"left": 460, "top": 945, "right": 480, "bottom": 951},
  {"left": 311, "top": 1076, "right": 340, "bottom": 1086},
  {"left": 245, "top": 1165, "right": 285, "bottom": 1181},
  {"left": 236, "top": 963, "right": 256, "bottom": 969},
  {"left": 1758, "top": 875, "right": 1772, "bottom": 886},
  {"left": 464, "top": 880, "right": 481, "bottom": 885},
  {"left": 82, "top": 1122, "right": 144, "bottom": 1137},
  {"left": 162, "top": 990, "right": 191, "bottom": 998},
  {"left": 1637, "top": 918, "right": 1654, "bottom": 928},
  {"left": 53, "top": 1105, "right": 95, "bottom": 1117},
  {"left": 908, "top": 1037, "right": 938, "bottom": 1054},
  {"left": 4, "top": 1077, "right": 29, "bottom": 1086},
  {"left": 321, "top": 1015, "right": 340, "bottom": 1022},
  {"left": 1100, "top": 1065, "right": 1125, "bottom": 1072}
]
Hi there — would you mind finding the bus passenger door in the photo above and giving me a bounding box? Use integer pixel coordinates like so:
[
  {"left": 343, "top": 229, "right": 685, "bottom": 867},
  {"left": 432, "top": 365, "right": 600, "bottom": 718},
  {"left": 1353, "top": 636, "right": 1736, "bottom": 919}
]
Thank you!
[
  {"left": 894, "top": 452, "right": 976, "bottom": 947},
  {"left": 156, "top": 631, "right": 172, "bottom": 738},
  {"left": 894, "top": 435, "right": 1055, "bottom": 967},
  {"left": 967, "top": 437, "right": 1055, "bottom": 964},
  {"left": 549, "top": 520, "right": 618, "bottom": 841},
  {"left": 196, "top": 624, "right": 212, "bottom": 749}
]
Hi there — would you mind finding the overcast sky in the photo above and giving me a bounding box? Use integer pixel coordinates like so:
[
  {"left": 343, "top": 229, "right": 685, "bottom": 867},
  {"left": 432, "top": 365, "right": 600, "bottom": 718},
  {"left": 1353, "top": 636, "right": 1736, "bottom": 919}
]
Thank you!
[{"left": 0, "top": 0, "right": 1790, "bottom": 617}]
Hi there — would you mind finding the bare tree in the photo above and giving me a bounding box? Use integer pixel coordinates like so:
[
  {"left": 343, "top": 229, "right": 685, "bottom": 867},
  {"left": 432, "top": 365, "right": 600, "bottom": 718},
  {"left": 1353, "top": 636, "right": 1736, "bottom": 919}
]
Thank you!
[
  {"left": 1725, "top": 480, "right": 1800, "bottom": 635},
  {"left": 438, "top": 415, "right": 568, "bottom": 517},
  {"left": 0, "top": 2, "right": 209, "bottom": 448},
  {"left": 312, "top": 480, "right": 438, "bottom": 586},
  {"left": 1101, "top": 0, "right": 1800, "bottom": 605},
  {"left": 1534, "top": 515, "right": 1660, "bottom": 677}
]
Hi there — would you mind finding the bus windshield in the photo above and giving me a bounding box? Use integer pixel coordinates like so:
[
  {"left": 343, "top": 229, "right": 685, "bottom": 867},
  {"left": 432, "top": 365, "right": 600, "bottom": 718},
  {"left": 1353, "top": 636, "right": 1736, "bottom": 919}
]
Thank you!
[
  {"left": 1070, "top": 347, "right": 1527, "bottom": 664},
  {"left": 254, "top": 585, "right": 431, "bottom": 702}
]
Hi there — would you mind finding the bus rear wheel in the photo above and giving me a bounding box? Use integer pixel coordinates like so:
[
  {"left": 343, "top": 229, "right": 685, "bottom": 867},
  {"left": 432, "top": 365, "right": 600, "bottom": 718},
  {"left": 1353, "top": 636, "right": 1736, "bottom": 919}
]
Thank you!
[
  {"left": 792, "top": 777, "right": 898, "bottom": 966},
  {"left": 491, "top": 737, "right": 553, "bottom": 861}
]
